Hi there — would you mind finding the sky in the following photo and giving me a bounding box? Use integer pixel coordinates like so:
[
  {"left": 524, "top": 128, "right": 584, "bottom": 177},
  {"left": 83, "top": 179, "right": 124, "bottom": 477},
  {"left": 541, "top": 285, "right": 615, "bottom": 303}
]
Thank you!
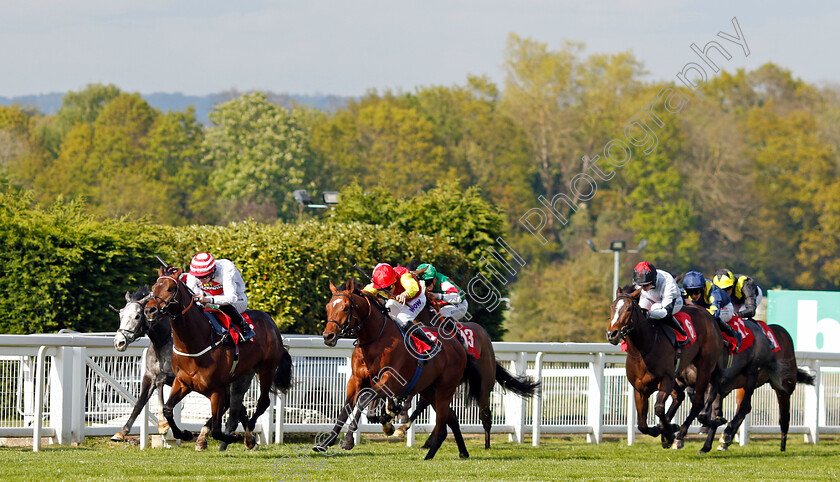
[{"left": 1, "top": 0, "right": 838, "bottom": 97}]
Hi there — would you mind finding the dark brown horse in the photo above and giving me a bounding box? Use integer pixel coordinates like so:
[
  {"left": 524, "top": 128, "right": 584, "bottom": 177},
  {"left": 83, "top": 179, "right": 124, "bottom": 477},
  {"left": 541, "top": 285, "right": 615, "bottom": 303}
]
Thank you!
[
  {"left": 606, "top": 287, "right": 725, "bottom": 453},
  {"left": 322, "top": 280, "right": 487, "bottom": 460},
  {"left": 315, "top": 316, "right": 537, "bottom": 453},
  {"left": 111, "top": 286, "right": 254, "bottom": 451},
  {"left": 717, "top": 323, "right": 815, "bottom": 451},
  {"left": 144, "top": 267, "right": 293, "bottom": 449},
  {"left": 388, "top": 320, "right": 538, "bottom": 449}
]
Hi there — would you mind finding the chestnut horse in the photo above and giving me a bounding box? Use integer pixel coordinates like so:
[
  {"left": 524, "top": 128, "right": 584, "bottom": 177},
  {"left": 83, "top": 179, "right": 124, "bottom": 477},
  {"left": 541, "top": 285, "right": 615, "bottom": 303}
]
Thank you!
[
  {"left": 606, "top": 287, "right": 725, "bottom": 453},
  {"left": 717, "top": 323, "right": 815, "bottom": 451},
  {"left": 111, "top": 286, "right": 254, "bottom": 451},
  {"left": 322, "top": 280, "right": 486, "bottom": 460},
  {"left": 144, "top": 267, "right": 293, "bottom": 448}
]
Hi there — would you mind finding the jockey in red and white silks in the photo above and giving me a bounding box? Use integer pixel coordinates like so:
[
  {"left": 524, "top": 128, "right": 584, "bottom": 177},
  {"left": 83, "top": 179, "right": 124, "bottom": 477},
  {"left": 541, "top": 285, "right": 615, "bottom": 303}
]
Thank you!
[
  {"left": 185, "top": 257, "right": 248, "bottom": 312},
  {"left": 184, "top": 252, "right": 254, "bottom": 341}
]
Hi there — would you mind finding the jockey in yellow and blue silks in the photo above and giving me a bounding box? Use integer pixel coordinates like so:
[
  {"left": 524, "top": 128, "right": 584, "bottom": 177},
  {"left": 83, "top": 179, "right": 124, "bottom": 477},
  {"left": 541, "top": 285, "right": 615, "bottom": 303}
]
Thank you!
[
  {"left": 682, "top": 270, "right": 741, "bottom": 351},
  {"left": 713, "top": 269, "right": 763, "bottom": 320}
]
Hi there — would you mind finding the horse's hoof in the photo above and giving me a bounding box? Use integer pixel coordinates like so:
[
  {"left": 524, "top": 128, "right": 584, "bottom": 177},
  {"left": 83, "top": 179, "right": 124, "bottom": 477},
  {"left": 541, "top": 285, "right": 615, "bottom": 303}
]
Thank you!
[
  {"left": 341, "top": 439, "right": 355, "bottom": 450},
  {"left": 219, "top": 442, "right": 228, "bottom": 452},
  {"left": 459, "top": 452, "right": 469, "bottom": 459},
  {"left": 382, "top": 423, "right": 395, "bottom": 437},
  {"left": 312, "top": 445, "right": 326, "bottom": 453},
  {"left": 111, "top": 431, "right": 125, "bottom": 442},
  {"left": 158, "top": 422, "right": 170, "bottom": 435},
  {"left": 245, "top": 431, "right": 256, "bottom": 450},
  {"left": 180, "top": 430, "right": 194, "bottom": 442},
  {"left": 393, "top": 427, "right": 406, "bottom": 438},
  {"left": 717, "top": 444, "right": 729, "bottom": 451},
  {"left": 195, "top": 439, "right": 207, "bottom": 451},
  {"left": 671, "top": 439, "right": 684, "bottom": 450},
  {"left": 697, "top": 447, "right": 710, "bottom": 454}
]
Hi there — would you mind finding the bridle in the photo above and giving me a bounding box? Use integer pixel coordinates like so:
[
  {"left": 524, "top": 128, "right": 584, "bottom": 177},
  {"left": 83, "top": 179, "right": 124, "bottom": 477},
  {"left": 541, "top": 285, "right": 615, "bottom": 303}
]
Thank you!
[
  {"left": 326, "top": 292, "right": 369, "bottom": 338},
  {"left": 326, "top": 291, "right": 389, "bottom": 346},
  {"left": 149, "top": 276, "right": 194, "bottom": 322},
  {"left": 149, "top": 275, "right": 222, "bottom": 359},
  {"left": 116, "top": 298, "right": 150, "bottom": 342},
  {"left": 613, "top": 294, "right": 641, "bottom": 339}
]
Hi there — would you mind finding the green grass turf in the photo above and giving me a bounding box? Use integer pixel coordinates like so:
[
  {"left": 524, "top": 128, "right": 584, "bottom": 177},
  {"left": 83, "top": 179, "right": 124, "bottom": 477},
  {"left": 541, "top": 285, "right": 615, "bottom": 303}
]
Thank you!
[{"left": 0, "top": 433, "right": 837, "bottom": 481}]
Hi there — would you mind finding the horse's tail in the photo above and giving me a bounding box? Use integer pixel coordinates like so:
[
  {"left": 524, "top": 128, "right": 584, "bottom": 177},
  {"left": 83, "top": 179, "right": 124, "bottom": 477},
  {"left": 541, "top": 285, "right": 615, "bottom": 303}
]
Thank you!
[
  {"left": 273, "top": 347, "right": 294, "bottom": 394},
  {"left": 461, "top": 356, "right": 484, "bottom": 405},
  {"left": 796, "top": 368, "right": 816, "bottom": 386},
  {"left": 495, "top": 362, "right": 540, "bottom": 399}
]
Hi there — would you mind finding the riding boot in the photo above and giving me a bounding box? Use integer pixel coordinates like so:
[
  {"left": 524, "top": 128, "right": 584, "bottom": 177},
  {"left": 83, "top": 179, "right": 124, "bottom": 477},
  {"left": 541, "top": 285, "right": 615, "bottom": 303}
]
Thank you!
[
  {"left": 221, "top": 305, "right": 255, "bottom": 342},
  {"left": 716, "top": 317, "right": 741, "bottom": 353},
  {"left": 408, "top": 325, "right": 438, "bottom": 360},
  {"left": 661, "top": 314, "right": 689, "bottom": 347}
]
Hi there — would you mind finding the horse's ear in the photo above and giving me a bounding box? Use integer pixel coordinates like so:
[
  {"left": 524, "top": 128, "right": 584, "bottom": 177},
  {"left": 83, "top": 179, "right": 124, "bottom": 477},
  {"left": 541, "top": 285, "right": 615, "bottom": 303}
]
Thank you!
[
  {"left": 329, "top": 281, "right": 338, "bottom": 294},
  {"left": 631, "top": 288, "right": 642, "bottom": 300},
  {"left": 344, "top": 279, "right": 354, "bottom": 291},
  {"left": 125, "top": 291, "right": 132, "bottom": 302},
  {"left": 615, "top": 287, "right": 622, "bottom": 299},
  {"left": 158, "top": 266, "right": 166, "bottom": 277}
]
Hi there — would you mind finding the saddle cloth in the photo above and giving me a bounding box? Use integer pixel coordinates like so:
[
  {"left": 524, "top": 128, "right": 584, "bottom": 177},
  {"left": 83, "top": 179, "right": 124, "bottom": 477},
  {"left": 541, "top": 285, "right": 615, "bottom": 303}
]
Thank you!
[
  {"left": 205, "top": 308, "right": 256, "bottom": 344},
  {"left": 411, "top": 327, "right": 480, "bottom": 358}
]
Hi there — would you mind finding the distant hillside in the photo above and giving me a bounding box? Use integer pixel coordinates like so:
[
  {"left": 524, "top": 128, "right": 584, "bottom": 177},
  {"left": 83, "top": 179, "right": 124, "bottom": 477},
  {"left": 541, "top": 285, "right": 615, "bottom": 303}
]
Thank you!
[{"left": 0, "top": 91, "right": 351, "bottom": 125}]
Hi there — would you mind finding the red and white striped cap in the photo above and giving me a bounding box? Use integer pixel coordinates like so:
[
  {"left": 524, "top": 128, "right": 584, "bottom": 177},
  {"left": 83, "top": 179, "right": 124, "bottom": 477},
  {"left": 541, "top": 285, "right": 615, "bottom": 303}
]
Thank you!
[{"left": 189, "top": 252, "right": 216, "bottom": 277}]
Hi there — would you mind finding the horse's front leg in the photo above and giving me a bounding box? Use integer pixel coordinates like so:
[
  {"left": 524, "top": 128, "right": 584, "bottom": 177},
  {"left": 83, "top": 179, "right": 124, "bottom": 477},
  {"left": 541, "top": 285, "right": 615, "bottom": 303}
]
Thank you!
[
  {"left": 112, "top": 373, "right": 156, "bottom": 442},
  {"left": 395, "top": 397, "right": 430, "bottom": 438},
  {"left": 633, "top": 388, "right": 660, "bottom": 438},
  {"left": 162, "top": 378, "right": 194, "bottom": 441},
  {"left": 314, "top": 377, "right": 361, "bottom": 453},
  {"left": 719, "top": 373, "right": 759, "bottom": 451},
  {"left": 209, "top": 389, "right": 242, "bottom": 445},
  {"left": 654, "top": 377, "right": 677, "bottom": 448}
]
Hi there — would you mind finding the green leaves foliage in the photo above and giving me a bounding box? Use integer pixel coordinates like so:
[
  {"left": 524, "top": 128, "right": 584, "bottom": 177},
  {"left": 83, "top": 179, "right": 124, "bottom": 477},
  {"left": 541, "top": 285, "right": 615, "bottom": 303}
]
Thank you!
[
  {"left": 0, "top": 192, "right": 161, "bottom": 333},
  {"left": 202, "top": 92, "right": 312, "bottom": 222}
]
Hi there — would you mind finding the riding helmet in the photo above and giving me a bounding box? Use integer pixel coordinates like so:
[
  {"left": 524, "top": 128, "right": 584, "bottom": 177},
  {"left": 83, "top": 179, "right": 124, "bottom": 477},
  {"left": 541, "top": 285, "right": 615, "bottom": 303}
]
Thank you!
[
  {"left": 713, "top": 269, "right": 736, "bottom": 289},
  {"left": 682, "top": 271, "right": 705, "bottom": 291},
  {"left": 416, "top": 263, "right": 437, "bottom": 281},
  {"left": 189, "top": 252, "right": 216, "bottom": 277},
  {"left": 632, "top": 261, "right": 657, "bottom": 287},
  {"left": 372, "top": 263, "right": 398, "bottom": 289}
]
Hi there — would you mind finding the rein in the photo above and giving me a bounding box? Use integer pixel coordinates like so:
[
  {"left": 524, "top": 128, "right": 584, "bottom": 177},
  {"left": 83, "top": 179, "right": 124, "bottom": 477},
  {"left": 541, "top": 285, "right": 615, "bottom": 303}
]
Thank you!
[{"left": 153, "top": 275, "right": 223, "bottom": 359}]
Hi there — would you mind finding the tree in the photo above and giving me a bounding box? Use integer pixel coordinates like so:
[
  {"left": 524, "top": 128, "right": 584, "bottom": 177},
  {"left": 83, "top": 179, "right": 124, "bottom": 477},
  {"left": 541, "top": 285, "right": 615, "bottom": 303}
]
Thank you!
[
  {"left": 202, "top": 92, "right": 312, "bottom": 222},
  {"left": 57, "top": 83, "right": 122, "bottom": 133}
]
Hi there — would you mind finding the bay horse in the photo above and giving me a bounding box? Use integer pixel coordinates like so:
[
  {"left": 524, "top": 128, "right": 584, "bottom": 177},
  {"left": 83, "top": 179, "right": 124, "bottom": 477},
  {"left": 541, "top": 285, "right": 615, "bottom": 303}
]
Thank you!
[
  {"left": 314, "top": 315, "right": 538, "bottom": 452},
  {"left": 322, "top": 280, "right": 486, "bottom": 460},
  {"left": 144, "top": 267, "right": 293, "bottom": 449},
  {"left": 111, "top": 286, "right": 254, "bottom": 451},
  {"left": 606, "top": 286, "right": 725, "bottom": 453},
  {"left": 717, "top": 323, "right": 815, "bottom": 451},
  {"left": 388, "top": 319, "right": 538, "bottom": 449}
]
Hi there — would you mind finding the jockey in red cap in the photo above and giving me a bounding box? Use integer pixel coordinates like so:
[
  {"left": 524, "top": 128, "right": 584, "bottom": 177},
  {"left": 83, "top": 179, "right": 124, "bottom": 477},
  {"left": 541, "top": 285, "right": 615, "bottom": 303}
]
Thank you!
[{"left": 363, "top": 263, "right": 437, "bottom": 354}]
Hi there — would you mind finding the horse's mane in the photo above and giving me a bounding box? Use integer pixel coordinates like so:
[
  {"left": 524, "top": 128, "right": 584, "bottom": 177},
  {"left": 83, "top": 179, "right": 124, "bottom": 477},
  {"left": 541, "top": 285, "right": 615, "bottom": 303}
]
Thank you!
[{"left": 131, "top": 286, "right": 151, "bottom": 302}]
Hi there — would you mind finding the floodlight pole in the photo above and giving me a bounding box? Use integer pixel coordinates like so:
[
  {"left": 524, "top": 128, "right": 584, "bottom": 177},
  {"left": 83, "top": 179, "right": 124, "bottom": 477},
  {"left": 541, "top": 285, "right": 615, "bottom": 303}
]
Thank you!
[{"left": 586, "top": 239, "right": 648, "bottom": 299}]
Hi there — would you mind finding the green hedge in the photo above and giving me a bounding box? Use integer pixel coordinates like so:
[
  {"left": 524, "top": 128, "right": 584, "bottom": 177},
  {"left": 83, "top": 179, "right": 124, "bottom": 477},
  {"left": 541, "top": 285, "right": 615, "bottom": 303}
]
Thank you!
[
  {"left": 0, "top": 193, "right": 504, "bottom": 335},
  {"left": 163, "top": 220, "right": 468, "bottom": 334},
  {"left": 0, "top": 193, "right": 162, "bottom": 334}
]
